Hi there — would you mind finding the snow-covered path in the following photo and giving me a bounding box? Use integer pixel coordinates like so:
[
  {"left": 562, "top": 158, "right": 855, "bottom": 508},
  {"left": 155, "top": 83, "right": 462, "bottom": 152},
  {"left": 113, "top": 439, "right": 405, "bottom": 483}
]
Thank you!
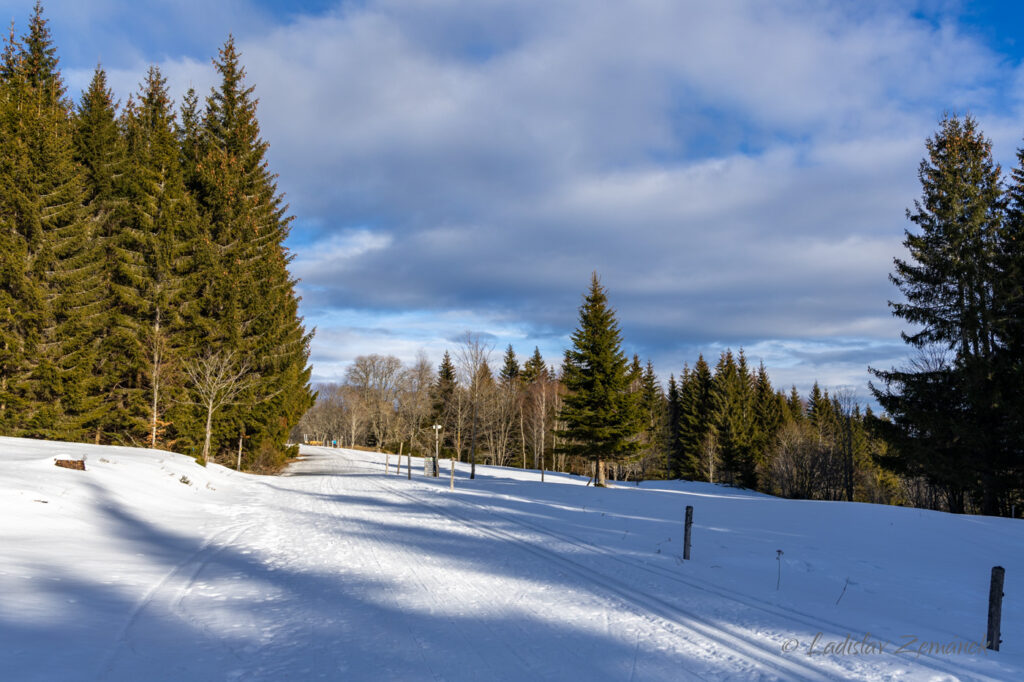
[{"left": 2, "top": 438, "right": 1022, "bottom": 680}]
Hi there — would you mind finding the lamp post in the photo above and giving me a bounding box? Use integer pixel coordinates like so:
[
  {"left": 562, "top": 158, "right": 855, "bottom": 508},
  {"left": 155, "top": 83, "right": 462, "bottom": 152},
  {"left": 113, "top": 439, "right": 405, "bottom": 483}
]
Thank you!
[{"left": 432, "top": 424, "right": 442, "bottom": 477}]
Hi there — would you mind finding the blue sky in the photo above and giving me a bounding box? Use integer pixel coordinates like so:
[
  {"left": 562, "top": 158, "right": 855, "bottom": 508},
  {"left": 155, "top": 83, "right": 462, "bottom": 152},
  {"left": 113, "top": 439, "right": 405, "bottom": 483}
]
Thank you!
[{"left": 10, "top": 0, "right": 1024, "bottom": 399}]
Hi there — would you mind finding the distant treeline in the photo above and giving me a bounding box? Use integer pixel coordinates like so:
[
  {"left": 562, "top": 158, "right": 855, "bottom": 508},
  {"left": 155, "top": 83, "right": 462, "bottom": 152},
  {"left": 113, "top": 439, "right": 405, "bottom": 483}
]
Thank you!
[
  {"left": 0, "top": 6, "right": 312, "bottom": 469},
  {"left": 297, "top": 335, "right": 899, "bottom": 504}
]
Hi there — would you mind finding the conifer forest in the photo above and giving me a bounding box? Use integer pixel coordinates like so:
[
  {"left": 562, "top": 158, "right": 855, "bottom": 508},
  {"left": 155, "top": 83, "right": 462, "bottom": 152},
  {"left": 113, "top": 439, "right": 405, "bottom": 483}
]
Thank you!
[{"left": 0, "top": 5, "right": 313, "bottom": 470}]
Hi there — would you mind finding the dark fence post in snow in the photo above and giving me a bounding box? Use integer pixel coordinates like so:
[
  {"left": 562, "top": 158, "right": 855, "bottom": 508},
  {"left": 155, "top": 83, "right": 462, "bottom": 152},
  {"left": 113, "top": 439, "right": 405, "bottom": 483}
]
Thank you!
[
  {"left": 987, "top": 566, "right": 1005, "bottom": 651},
  {"left": 683, "top": 505, "right": 693, "bottom": 561}
]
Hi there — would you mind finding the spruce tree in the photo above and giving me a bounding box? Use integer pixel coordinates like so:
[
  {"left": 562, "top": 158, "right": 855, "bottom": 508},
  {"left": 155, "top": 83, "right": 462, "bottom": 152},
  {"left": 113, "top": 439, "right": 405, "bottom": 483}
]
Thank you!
[
  {"left": 665, "top": 372, "right": 681, "bottom": 477},
  {"left": 751, "top": 361, "right": 781, "bottom": 484},
  {"left": 177, "top": 87, "right": 203, "bottom": 194},
  {"left": 871, "top": 114, "right": 1006, "bottom": 514},
  {"left": 997, "top": 139, "right": 1024, "bottom": 504},
  {"left": 124, "top": 67, "right": 203, "bottom": 448},
  {"left": 677, "top": 355, "right": 713, "bottom": 479},
  {"left": 3, "top": 4, "right": 95, "bottom": 439},
  {"left": 710, "top": 350, "right": 755, "bottom": 487},
  {"left": 0, "top": 25, "right": 35, "bottom": 433},
  {"left": 627, "top": 354, "right": 646, "bottom": 441},
  {"left": 188, "top": 37, "right": 313, "bottom": 466},
  {"left": 521, "top": 346, "right": 547, "bottom": 384},
  {"left": 432, "top": 351, "right": 457, "bottom": 429},
  {"left": 557, "top": 273, "right": 637, "bottom": 486},
  {"left": 499, "top": 344, "right": 520, "bottom": 386},
  {"left": 786, "top": 386, "right": 804, "bottom": 422},
  {"left": 74, "top": 66, "right": 134, "bottom": 442},
  {"left": 638, "top": 359, "right": 665, "bottom": 478}
]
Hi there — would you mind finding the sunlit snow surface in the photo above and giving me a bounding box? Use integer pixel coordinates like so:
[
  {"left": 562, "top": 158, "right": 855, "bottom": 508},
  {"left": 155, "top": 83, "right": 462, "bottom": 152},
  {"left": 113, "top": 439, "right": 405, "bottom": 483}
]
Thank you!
[{"left": 1, "top": 436, "right": 1021, "bottom": 680}]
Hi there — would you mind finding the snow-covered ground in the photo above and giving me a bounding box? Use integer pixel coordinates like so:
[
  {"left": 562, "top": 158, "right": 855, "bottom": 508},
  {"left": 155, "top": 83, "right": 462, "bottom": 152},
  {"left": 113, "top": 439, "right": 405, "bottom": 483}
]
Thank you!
[{"left": 1, "top": 436, "right": 1021, "bottom": 681}]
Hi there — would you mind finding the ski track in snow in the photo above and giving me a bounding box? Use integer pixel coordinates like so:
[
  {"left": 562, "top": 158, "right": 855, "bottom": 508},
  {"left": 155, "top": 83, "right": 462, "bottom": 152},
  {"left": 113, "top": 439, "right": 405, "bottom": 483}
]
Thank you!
[
  {"left": 2, "top": 438, "right": 1021, "bottom": 681},
  {"left": 324, "top": 462, "right": 725, "bottom": 681},
  {"left": 98, "top": 520, "right": 257, "bottom": 678},
  {"left": 371, "top": 471, "right": 833, "bottom": 680},
  {"left": 406, "top": 478, "right": 990, "bottom": 681}
]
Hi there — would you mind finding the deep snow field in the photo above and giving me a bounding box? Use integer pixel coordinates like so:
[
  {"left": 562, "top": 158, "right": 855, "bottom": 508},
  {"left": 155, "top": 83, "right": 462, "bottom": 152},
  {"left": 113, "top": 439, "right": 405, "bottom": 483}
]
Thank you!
[{"left": 1, "top": 436, "right": 1022, "bottom": 681}]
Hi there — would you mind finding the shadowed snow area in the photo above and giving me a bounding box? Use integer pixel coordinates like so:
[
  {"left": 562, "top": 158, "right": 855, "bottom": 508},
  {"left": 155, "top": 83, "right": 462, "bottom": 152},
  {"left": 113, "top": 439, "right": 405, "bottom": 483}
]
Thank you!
[{"left": 1, "top": 436, "right": 1021, "bottom": 680}]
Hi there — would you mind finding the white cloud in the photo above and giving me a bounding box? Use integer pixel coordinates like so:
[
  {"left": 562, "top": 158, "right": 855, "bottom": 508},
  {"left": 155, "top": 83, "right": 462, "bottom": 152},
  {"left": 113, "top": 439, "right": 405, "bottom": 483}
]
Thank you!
[{"left": 39, "top": 0, "right": 1024, "bottom": 394}]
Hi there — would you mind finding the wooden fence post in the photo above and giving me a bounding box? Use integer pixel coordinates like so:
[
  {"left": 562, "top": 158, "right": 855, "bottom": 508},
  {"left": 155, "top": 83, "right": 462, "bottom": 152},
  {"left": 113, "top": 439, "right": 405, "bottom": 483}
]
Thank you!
[
  {"left": 683, "top": 505, "right": 693, "bottom": 561},
  {"left": 987, "top": 566, "right": 1005, "bottom": 651}
]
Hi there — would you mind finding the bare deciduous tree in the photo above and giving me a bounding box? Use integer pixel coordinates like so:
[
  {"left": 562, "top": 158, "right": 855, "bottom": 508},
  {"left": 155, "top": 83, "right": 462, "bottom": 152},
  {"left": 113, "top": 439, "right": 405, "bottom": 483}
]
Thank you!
[
  {"left": 337, "top": 384, "right": 367, "bottom": 447},
  {"left": 183, "top": 351, "right": 257, "bottom": 466},
  {"left": 763, "top": 421, "right": 824, "bottom": 499},
  {"left": 455, "top": 332, "right": 493, "bottom": 479},
  {"left": 396, "top": 351, "right": 435, "bottom": 474},
  {"left": 346, "top": 354, "right": 403, "bottom": 450},
  {"left": 490, "top": 373, "right": 520, "bottom": 467}
]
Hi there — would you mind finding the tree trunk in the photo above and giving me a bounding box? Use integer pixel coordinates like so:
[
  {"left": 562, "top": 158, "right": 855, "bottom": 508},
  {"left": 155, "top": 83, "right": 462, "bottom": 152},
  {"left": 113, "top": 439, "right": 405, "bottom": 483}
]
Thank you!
[
  {"left": 202, "top": 404, "right": 214, "bottom": 466},
  {"left": 844, "top": 417, "right": 854, "bottom": 502},
  {"left": 539, "top": 386, "right": 546, "bottom": 475},
  {"left": 470, "top": 400, "right": 478, "bottom": 480},
  {"left": 519, "top": 409, "right": 527, "bottom": 469},
  {"left": 236, "top": 425, "right": 245, "bottom": 471},
  {"left": 149, "top": 312, "right": 162, "bottom": 450},
  {"left": 552, "top": 390, "right": 561, "bottom": 472},
  {"left": 596, "top": 459, "right": 607, "bottom": 486}
]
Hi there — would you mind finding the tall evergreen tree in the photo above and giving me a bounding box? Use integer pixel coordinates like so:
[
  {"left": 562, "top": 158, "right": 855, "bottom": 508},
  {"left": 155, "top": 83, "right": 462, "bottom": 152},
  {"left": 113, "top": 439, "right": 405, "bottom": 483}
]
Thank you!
[
  {"left": 74, "top": 66, "right": 135, "bottom": 443},
  {"left": 677, "top": 355, "right": 713, "bottom": 479},
  {"left": 665, "top": 373, "right": 681, "bottom": 477},
  {"left": 432, "top": 350, "right": 457, "bottom": 429},
  {"left": 996, "top": 138, "right": 1024, "bottom": 507},
  {"left": 871, "top": 114, "right": 1007, "bottom": 514},
  {"left": 3, "top": 4, "right": 95, "bottom": 439},
  {"left": 710, "top": 350, "right": 755, "bottom": 487},
  {"left": 786, "top": 386, "right": 804, "bottom": 422},
  {"left": 0, "top": 23, "right": 35, "bottom": 433},
  {"left": 751, "top": 361, "right": 782, "bottom": 481},
  {"left": 499, "top": 344, "right": 520, "bottom": 386},
  {"left": 558, "top": 274, "right": 637, "bottom": 486},
  {"left": 638, "top": 359, "right": 666, "bottom": 478},
  {"left": 521, "top": 346, "right": 547, "bottom": 384},
  {"left": 188, "top": 37, "right": 313, "bottom": 465},
  {"left": 177, "top": 87, "right": 202, "bottom": 192},
  {"left": 123, "top": 67, "right": 203, "bottom": 448}
]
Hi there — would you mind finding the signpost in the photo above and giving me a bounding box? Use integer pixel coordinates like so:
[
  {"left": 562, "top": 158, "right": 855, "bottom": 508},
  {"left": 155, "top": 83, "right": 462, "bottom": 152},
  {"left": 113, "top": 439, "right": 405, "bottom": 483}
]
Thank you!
[{"left": 432, "top": 424, "right": 442, "bottom": 477}]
